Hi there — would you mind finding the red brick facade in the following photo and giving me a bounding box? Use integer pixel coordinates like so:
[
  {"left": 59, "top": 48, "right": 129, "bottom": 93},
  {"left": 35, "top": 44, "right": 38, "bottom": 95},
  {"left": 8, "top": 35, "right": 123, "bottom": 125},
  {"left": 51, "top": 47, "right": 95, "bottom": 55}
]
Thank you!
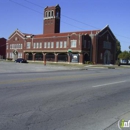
[
  {"left": 6, "top": 5, "right": 116, "bottom": 64},
  {"left": 44, "top": 5, "right": 60, "bottom": 34},
  {"left": 0, "top": 38, "right": 6, "bottom": 59}
]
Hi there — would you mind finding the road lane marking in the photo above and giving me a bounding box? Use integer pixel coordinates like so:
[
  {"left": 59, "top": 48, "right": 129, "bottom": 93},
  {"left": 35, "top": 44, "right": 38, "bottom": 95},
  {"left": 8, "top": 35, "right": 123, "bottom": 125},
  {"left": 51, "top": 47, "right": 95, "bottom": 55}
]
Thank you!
[
  {"left": 92, "top": 80, "right": 127, "bottom": 88},
  {"left": 0, "top": 72, "right": 108, "bottom": 85},
  {"left": 0, "top": 71, "right": 128, "bottom": 85}
]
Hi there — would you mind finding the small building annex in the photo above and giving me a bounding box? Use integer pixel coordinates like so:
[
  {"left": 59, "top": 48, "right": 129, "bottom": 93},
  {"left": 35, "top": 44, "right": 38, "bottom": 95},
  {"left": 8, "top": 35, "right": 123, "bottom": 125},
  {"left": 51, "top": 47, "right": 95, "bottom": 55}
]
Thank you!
[
  {"left": 6, "top": 4, "right": 117, "bottom": 64},
  {"left": 0, "top": 38, "right": 6, "bottom": 59}
]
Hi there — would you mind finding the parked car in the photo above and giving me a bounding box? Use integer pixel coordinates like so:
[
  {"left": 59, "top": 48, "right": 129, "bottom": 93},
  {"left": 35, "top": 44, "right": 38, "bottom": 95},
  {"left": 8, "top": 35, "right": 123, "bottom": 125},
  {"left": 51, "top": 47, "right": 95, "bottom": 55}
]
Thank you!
[{"left": 15, "top": 58, "right": 27, "bottom": 63}]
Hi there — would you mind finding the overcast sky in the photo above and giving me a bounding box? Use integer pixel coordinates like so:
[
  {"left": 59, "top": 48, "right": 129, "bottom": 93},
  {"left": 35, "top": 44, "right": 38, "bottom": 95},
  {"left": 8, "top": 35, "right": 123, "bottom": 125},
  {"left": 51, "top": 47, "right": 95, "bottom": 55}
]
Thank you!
[{"left": 0, "top": 0, "right": 130, "bottom": 51}]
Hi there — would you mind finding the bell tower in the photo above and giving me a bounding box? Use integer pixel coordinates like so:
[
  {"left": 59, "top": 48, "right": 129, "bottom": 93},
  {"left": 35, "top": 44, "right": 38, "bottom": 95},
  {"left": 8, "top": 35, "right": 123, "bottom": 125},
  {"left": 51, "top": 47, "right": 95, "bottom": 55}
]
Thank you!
[{"left": 43, "top": 4, "right": 61, "bottom": 34}]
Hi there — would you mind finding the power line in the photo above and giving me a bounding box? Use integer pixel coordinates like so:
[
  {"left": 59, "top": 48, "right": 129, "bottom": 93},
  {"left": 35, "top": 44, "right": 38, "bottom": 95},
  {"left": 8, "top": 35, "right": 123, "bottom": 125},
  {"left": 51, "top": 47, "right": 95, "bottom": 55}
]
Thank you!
[
  {"left": 24, "top": 0, "right": 99, "bottom": 29},
  {"left": 24, "top": 0, "right": 43, "bottom": 8},
  {"left": 9, "top": 0, "right": 130, "bottom": 41},
  {"left": 9, "top": 0, "right": 86, "bottom": 31},
  {"left": 24, "top": 0, "right": 130, "bottom": 40},
  {"left": 9, "top": 0, "right": 42, "bottom": 14}
]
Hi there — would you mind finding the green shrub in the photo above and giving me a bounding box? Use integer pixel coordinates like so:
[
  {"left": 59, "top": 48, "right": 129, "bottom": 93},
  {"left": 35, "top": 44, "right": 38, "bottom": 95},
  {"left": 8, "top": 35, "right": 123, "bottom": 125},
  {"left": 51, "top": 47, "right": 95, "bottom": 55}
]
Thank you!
[
  {"left": 115, "top": 60, "right": 120, "bottom": 66},
  {"left": 6, "top": 58, "right": 13, "bottom": 61},
  {"left": 85, "top": 61, "right": 93, "bottom": 64}
]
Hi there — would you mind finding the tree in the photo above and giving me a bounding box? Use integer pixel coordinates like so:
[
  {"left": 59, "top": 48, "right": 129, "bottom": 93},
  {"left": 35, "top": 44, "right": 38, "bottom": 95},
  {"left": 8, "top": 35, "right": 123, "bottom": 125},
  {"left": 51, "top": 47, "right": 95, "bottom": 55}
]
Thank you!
[
  {"left": 118, "top": 51, "right": 130, "bottom": 64},
  {"left": 118, "top": 51, "right": 130, "bottom": 59},
  {"left": 116, "top": 40, "right": 121, "bottom": 60}
]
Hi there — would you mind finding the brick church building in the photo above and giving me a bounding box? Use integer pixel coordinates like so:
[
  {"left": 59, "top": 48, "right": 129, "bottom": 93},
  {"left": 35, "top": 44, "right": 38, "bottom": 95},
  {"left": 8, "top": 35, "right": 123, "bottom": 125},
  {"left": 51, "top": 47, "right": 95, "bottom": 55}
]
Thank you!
[{"left": 6, "top": 4, "right": 117, "bottom": 64}]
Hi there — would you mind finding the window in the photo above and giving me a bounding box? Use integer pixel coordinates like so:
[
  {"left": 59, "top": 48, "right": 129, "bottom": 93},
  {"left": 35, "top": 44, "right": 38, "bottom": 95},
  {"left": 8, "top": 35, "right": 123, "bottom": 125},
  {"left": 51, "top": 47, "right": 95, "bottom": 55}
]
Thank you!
[
  {"left": 33, "top": 43, "right": 35, "bottom": 48},
  {"left": 60, "top": 41, "right": 63, "bottom": 48},
  {"left": 37, "top": 43, "right": 39, "bottom": 48},
  {"left": 10, "top": 52, "right": 13, "bottom": 58},
  {"left": 83, "top": 40, "right": 86, "bottom": 48},
  {"left": 71, "top": 40, "right": 77, "bottom": 48},
  {"left": 48, "top": 12, "right": 50, "bottom": 17},
  {"left": 46, "top": 11, "right": 47, "bottom": 17},
  {"left": 48, "top": 42, "right": 50, "bottom": 48},
  {"left": 14, "top": 44, "right": 16, "bottom": 49},
  {"left": 6, "top": 44, "right": 8, "bottom": 49},
  {"left": 88, "top": 41, "right": 91, "bottom": 49},
  {"left": 21, "top": 44, "right": 23, "bottom": 49},
  {"left": 18, "top": 53, "right": 22, "bottom": 58},
  {"left": 40, "top": 42, "right": 42, "bottom": 48},
  {"left": 51, "top": 42, "right": 54, "bottom": 48},
  {"left": 103, "top": 41, "right": 111, "bottom": 49},
  {"left": 10, "top": 44, "right": 12, "bottom": 49},
  {"left": 51, "top": 11, "right": 53, "bottom": 16},
  {"left": 44, "top": 42, "right": 47, "bottom": 48},
  {"left": 64, "top": 41, "right": 67, "bottom": 48},
  {"left": 26, "top": 42, "right": 31, "bottom": 49},
  {"left": 56, "top": 11, "right": 59, "bottom": 17},
  {"left": 6, "top": 53, "right": 8, "bottom": 58},
  {"left": 18, "top": 44, "right": 20, "bottom": 49},
  {"left": 56, "top": 42, "right": 59, "bottom": 48}
]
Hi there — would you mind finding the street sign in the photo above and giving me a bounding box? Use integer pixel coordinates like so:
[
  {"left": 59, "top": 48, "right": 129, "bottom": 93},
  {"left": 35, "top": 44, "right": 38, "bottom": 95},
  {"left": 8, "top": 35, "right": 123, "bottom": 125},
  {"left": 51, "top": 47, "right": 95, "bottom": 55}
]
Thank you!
[{"left": 67, "top": 49, "right": 72, "bottom": 52}]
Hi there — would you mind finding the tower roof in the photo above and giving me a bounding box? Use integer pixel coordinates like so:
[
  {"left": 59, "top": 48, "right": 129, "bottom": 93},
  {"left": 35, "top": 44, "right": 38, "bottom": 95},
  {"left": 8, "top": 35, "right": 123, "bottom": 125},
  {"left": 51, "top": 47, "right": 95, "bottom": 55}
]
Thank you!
[{"left": 44, "top": 4, "right": 60, "bottom": 10}]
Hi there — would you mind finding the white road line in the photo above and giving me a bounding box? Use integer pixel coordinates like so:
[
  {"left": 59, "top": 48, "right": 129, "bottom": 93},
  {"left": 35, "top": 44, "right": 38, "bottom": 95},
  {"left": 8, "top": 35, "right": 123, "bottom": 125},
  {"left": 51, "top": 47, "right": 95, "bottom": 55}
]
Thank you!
[{"left": 92, "top": 80, "right": 127, "bottom": 88}]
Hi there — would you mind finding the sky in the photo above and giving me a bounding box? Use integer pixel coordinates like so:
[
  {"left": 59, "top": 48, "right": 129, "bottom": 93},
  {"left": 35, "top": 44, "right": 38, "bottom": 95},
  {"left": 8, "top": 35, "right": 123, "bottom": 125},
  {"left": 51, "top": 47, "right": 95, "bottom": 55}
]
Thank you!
[{"left": 0, "top": 0, "right": 130, "bottom": 51}]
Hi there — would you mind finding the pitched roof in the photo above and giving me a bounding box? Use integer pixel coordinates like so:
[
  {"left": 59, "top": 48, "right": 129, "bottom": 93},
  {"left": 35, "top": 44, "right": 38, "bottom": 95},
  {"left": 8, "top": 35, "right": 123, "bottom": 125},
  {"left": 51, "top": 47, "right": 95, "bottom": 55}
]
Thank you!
[{"left": 33, "top": 30, "right": 100, "bottom": 38}]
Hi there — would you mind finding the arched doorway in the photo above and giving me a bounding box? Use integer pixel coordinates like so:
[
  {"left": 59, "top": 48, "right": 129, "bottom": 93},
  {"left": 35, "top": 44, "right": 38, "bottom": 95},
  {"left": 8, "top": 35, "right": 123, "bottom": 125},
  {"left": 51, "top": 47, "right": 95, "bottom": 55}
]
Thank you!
[
  {"left": 58, "top": 53, "right": 68, "bottom": 62},
  {"left": 104, "top": 50, "right": 111, "bottom": 64},
  {"left": 35, "top": 53, "right": 43, "bottom": 61},
  {"left": 84, "top": 53, "right": 90, "bottom": 63},
  {"left": 46, "top": 53, "right": 55, "bottom": 62}
]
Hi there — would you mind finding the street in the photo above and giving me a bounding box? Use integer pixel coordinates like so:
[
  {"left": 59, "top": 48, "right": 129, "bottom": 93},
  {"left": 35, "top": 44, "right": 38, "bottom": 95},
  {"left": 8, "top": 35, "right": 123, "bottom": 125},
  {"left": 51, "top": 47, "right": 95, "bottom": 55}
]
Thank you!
[{"left": 0, "top": 62, "right": 130, "bottom": 130}]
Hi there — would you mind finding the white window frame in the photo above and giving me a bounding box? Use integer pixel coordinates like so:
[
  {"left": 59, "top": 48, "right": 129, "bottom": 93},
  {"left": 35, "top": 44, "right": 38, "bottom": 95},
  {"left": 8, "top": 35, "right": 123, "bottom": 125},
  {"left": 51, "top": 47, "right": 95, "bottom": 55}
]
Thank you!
[
  {"left": 60, "top": 41, "right": 63, "bottom": 48},
  {"left": 64, "top": 41, "right": 67, "bottom": 48},
  {"left": 56, "top": 42, "right": 59, "bottom": 48},
  {"left": 48, "top": 42, "right": 50, "bottom": 48},
  {"left": 71, "top": 40, "right": 77, "bottom": 48},
  {"left": 36, "top": 43, "right": 39, "bottom": 48},
  {"left": 44, "top": 42, "right": 47, "bottom": 48},
  {"left": 33, "top": 43, "right": 36, "bottom": 48},
  {"left": 51, "top": 42, "right": 54, "bottom": 48},
  {"left": 18, "top": 52, "right": 22, "bottom": 58},
  {"left": 26, "top": 42, "right": 31, "bottom": 49},
  {"left": 40, "top": 42, "right": 42, "bottom": 48},
  {"left": 21, "top": 44, "right": 23, "bottom": 49},
  {"left": 10, "top": 52, "right": 13, "bottom": 58},
  {"left": 10, "top": 44, "right": 12, "bottom": 49}
]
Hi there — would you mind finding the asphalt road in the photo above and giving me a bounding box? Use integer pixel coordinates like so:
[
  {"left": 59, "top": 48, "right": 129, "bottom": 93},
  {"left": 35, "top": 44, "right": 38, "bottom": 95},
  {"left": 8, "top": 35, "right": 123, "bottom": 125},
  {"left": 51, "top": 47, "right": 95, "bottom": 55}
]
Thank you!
[{"left": 0, "top": 62, "right": 130, "bottom": 130}]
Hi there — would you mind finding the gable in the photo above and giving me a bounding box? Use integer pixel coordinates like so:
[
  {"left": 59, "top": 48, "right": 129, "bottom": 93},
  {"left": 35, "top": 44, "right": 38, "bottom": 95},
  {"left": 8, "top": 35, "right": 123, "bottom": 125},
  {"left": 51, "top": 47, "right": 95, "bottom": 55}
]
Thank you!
[
  {"left": 8, "top": 30, "right": 25, "bottom": 41},
  {"left": 97, "top": 25, "right": 116, "bottom": 41}
]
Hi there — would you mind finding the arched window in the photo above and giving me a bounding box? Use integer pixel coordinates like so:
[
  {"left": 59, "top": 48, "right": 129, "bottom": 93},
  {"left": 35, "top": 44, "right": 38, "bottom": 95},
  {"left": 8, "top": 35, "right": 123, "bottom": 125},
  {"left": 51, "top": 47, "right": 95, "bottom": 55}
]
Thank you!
[
  {"left": 56, "top": 11, "right": 59, "bottom": 17},
  {"left": 45, "top": 11, "right": 47, "bottom": 17},
  {"left": 51, "top": 11, "right": 53, "bottom": 16},
  {"left": 48, "top": 11, "right": 50, "bottom": 17}
]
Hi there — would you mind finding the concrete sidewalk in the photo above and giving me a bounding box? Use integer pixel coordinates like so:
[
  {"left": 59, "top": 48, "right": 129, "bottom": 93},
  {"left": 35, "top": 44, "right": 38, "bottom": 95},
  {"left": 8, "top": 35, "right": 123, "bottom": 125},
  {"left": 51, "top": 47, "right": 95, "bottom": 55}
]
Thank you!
[{"left": 0, "top": 61, "right": 81, "bottom": 74}]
